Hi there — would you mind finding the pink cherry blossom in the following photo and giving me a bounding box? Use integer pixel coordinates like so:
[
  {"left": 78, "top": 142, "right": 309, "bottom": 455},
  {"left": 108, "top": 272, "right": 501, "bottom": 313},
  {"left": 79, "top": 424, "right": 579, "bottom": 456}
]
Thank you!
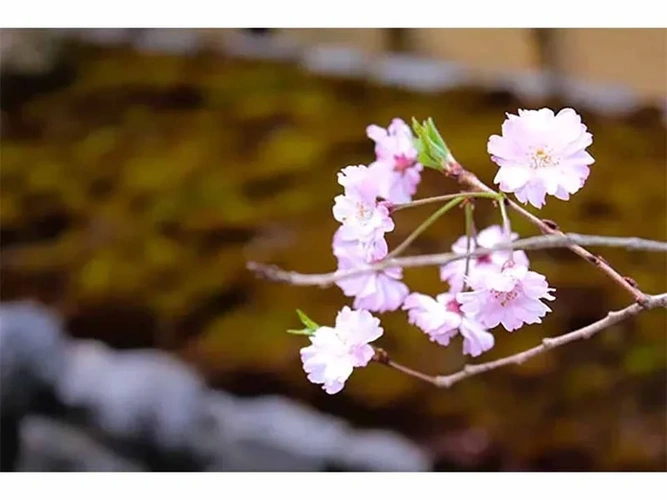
[
  {"left": 366, "top": 118, "right": 424, "bottom": 204},
  {"left": 403, "top": 292, "right": 494, "bottom": 357},
  {"left": 332, "top": 226, "right": 388, "bottom": 262},
  {"left": 334, "top": 236, "right": 409, "bottom": 313},
  {"left": 332, "top": 192, "right": 394, "bottom": 245},
  {"left": 488, "top": 108, "right": 595, "bottom": 209},
  {"left": 457, "top": 262, "right": 556, "bottom": 332},
  {"left": 440, "top": 225, "right": 529, "bottom": 293},
  {"left": 337, "top": 164, "right": 379, "bottom": 202},
  {"left": 300, "top": 306, "right": 383, "bottom": 395}
]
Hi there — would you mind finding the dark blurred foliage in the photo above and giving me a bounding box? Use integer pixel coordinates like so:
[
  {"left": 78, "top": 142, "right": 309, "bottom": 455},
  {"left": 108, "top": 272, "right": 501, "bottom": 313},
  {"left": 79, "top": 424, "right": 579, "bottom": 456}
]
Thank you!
[{"left": 1, "top": 41, "right": 666, "bottom": 471}]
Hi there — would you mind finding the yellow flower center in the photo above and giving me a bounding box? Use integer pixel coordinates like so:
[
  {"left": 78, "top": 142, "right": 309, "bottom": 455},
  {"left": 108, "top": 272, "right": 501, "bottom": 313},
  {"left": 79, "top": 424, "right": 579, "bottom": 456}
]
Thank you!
[
  {"left": 530, "top": 148, "right": 555, "bottom": 170},
  {"left": 356, "top": 202, "right": 373, "bottom": 223}
]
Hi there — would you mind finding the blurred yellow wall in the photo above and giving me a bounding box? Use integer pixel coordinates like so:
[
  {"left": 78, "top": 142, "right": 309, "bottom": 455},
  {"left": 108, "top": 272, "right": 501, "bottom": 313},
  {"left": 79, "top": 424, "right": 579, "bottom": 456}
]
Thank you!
[
  {"left": 277, "top": 28, "right": 667, "bottom": 102},
  {"left": 3, "top": 28, "right": 665, "bottom": 104}
]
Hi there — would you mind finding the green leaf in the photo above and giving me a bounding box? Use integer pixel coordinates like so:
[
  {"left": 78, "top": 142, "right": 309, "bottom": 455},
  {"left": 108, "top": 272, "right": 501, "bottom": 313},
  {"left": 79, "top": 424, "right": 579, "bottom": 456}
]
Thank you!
[
  {"left": 287, "top": 309, "right": 320, "bottom": 336},
  {"left": 411, "top": 117, "right": 425, "bottom": 136},
  {"left": 411, "top": 117, "right": 451, "bottom": 171},
  {"left": 425, "top": 117, "right": 447, "bottom": 153},
  {"left": 296, "top": 309, "right": 319, "bottom": 330}
]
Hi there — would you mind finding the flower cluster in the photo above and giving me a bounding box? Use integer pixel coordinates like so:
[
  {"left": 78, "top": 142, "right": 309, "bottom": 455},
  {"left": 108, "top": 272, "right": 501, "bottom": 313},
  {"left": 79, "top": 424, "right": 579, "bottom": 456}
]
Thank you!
[
  {"left": 403, "top": 223, "right": 555, "bottom": 357},
  {"left": 331, "top": 117, "right": 424, "bottom": 314},
  {"left": 298, "top": 108, "right": 592, "bottom": 395}
]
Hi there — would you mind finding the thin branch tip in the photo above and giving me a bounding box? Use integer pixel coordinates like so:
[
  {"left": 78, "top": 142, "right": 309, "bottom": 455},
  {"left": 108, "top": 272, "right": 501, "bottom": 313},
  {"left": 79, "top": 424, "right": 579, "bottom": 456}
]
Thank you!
[
  {"left": 383, "top": 292, "right": 667, "bottom": 390},
  {"left": 372, "top": 347, "right": 390, "bottom": 364},
  {"left": 247, "top": 261, "right": 282, "bottom": 281}
]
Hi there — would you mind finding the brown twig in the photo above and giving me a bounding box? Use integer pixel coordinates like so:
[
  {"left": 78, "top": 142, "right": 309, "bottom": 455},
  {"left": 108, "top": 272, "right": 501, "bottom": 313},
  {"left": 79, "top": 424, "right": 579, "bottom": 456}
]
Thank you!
[
  {"left": 372, "top": 292, "right": 667, "bottom": 389},
  {"left": 247, "top": 232, "right": 667, "bottom": 288},
  {"left": 372, "top": 347, "right": 439, "bottom": 385},
  {"left": 443, "top": 157, "right": 649, "bottom": 305}
]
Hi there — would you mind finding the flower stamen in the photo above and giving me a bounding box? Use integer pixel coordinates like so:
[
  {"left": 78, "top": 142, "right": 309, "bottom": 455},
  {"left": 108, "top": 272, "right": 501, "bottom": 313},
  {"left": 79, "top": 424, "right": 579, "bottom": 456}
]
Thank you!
[{"left": 530, "top": 148, "right": 555, "bottom": 170}]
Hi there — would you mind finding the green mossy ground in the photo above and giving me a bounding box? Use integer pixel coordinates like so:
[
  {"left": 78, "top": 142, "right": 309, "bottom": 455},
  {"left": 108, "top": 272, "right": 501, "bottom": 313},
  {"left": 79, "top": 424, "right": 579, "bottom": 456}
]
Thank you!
[{"left": 1, "top": 45, "right": 665, "bottom": 470}]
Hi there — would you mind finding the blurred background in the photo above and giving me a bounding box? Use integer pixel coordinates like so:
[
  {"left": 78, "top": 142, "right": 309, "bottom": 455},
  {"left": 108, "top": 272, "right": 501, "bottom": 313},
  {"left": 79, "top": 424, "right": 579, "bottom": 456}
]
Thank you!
[{"left": 1, "top": 28, "right": 666, "bottom": 472}]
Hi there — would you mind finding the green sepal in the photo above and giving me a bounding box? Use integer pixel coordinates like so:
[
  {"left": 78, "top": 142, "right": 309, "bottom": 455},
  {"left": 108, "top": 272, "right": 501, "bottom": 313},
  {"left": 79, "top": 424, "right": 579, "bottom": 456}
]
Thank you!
[
  {"left": 287, "top": 309, "right": 319, "bottom": 336},
  {"left": 411, "top": 117, "right": 450, "bottom": 171}
]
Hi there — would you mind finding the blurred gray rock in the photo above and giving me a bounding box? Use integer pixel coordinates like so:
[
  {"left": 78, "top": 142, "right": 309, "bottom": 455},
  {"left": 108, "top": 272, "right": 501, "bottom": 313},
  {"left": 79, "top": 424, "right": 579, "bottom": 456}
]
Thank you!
[
  {"left": 1, "top": 301, "right": 431, "bottom": 472},
  {"left": 337, "top": 429, "right": 432, "bottom": 472},
  {"left": 73, "top": 28, "right": 133, "bottom": 47},
  {"left": 0, "top": 301, "right": 68, "bottom": 416},
  {"left": 0, "top": 29, "right": 67, "bottom": 74},
  {"left": 202, "top": 393, "right": 350, "bottom": 471},
  {"left": 369, "top": 54, "right": 467, "bottom": 93},
  {"left": 17, "top": 416, "right": 145, "bottom": 472},
  {"left": 132, "top": 29, "right": 202, "bottom": 55},
  {"left": 201, "top": 393, "right": 431, "bottom": 472},
  {"left": 56, "top": 340, "right": 213, "bottom": 462}
]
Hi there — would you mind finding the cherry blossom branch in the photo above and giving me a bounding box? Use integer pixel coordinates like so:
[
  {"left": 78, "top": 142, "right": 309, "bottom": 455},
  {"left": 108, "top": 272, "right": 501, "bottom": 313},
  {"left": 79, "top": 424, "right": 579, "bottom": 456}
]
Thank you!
[
  {"left": 372, "top": 292, "right": 667, "bottom": 388},
  {"left": 247, "top": 232, "right": 667, "bottom": 287},
  {"left": 442, "top": 157, "right": 650, "bottom": 304},
  {"left": 280, "top": 116, "right": 664, "bottom": 397}
]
